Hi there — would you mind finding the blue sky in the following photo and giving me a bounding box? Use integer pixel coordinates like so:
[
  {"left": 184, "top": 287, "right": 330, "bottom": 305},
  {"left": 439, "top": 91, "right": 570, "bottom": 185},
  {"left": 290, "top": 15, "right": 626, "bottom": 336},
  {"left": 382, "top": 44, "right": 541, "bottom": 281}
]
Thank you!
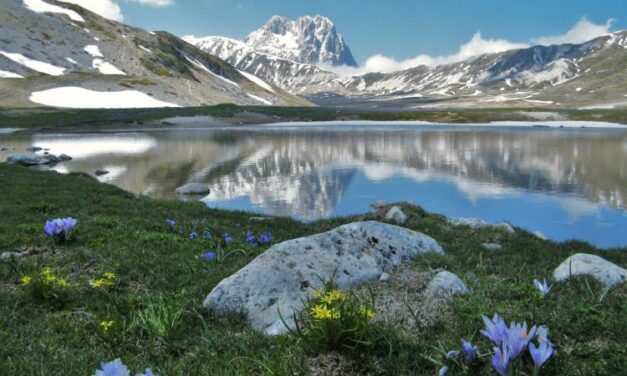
[{"left": 77, "top": 0, "right": 626, "bottom": 64}]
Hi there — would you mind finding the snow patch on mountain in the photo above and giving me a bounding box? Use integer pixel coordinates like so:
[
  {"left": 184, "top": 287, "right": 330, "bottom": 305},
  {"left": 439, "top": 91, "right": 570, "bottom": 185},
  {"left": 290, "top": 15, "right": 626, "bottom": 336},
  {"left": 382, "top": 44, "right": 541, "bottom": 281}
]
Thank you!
[
  {"left": 0, "top": 70, "right": 24, "bottom": 78},
  {"left": 29, "top": 87, "right": 180, "bottom": 108},
  {"left": 22, "top": 0, "right": 85, "bottom": 22},
  {"left": 84, "top": 45, "right": 103, "bottom": 57},
  {"left": 239, "top": 70, "right": 275, "bottom": 92},
  {"left": 0, "top": 50, "right": 65, "bottom": 76},
  {"left": 92, "top": 59, "right": 126, "bottom": 75}
]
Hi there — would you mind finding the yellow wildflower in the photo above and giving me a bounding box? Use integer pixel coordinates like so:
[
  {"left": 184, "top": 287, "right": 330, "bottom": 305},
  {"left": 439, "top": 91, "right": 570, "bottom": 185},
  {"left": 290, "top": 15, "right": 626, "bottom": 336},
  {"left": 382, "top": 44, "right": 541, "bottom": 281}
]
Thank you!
[
  {"left": 43, "top": 274, "right": 56, "bottom": 285},
  {"left": 313, "top": 289, "right": 324, "bottom": 298},
  {"left": 360, "top": 306, "right": 375, "bottom": 319},
  {"left": 90, "top": 279, "right": 105, "bottom": 288},
  {"left": 103, "top": 272, "right": 116, "bottom": 280},
  {"left": 20, "top": 275, "right": 32, "bottom": 285},
  {"left": 56, "top": 278, "right": 68, "bottom": 287},
  {"left": 41, "top": 267, "right": 53, "bottom": 276},
  {"left": 310, "top": 304, "right": 333, "bottom": 319},
  {"left": 100, "top": 320, "right": 114, "bottom": 332},
  {"left": 330, "top": 308, "right": 341, "bottom": 320},
  {"left": 320, "top": 290, "right": 344, "bottom": 305}
]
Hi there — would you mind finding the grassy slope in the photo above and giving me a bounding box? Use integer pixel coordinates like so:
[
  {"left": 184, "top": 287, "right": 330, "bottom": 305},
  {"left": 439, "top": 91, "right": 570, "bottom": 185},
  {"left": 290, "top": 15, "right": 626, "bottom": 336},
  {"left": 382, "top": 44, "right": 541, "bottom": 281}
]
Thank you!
[
  {"left": 0, "top": 164, "right": 625, "bottom": 375},
  {"left": 1, "top": 105, "right": 627, "bottom": 129}
]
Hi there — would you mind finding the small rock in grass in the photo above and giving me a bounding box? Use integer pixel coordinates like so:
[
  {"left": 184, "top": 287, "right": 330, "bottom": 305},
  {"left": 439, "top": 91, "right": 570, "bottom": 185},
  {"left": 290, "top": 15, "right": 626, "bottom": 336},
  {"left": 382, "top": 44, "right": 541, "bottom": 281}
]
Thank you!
[
  {"left": 482, "top": 242, "right": 503, "bottom": 251},
  {"left": 553, "top": 253, "right": 626, "bottom": 287},
  {"left": 379, "top": 272, "right": 391, "bottom": 281},
  {"left": 533, "top": 231, "right": 547, "bottom": 240},
  {"left": 58, "top": 154, "right": 73, "bottom": 161},
  {"left": 371, "top": 200, "right": 388, "bottom": 209},
  {"left": 385, "top": 206, "right": 408, "bottom": 224},
  {"left": 424, "top": 270, "right": 469, "bottom": 296},
  {"left": 448, "top": 217, "right": 515, "bottom": 235},
  {"left": 26, "top": 146, "right": 42, "bottom": 152},
  {"left": 175, "top": 182, "right": 210, "bottom": 195},
  {"left": 95, "top": 169, "right": 109, "bottom": 176}
]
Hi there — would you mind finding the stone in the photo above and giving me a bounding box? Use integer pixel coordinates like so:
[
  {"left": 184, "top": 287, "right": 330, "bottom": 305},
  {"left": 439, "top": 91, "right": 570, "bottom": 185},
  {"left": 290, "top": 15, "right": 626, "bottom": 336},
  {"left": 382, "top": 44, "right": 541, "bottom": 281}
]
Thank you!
[
  {"left": 371, "top": 200, "right": 388, "bottom": 209},
  {"left": 203, "top": 221, "right": 444, "bottom": 335},
  {"left": 482, "top": 242, "right": 503, "bottom": 251},
  {"left": 553, "top": 253, "right": 626, "bottom": 287},
  {"left": 424, "top": 271, "right": 469, "bottom": 296},
  {"left": 95, "top": 169, "right": 109, "bottom": 176},
  {"left": 6, "top": 154, "right": 60, "bottom": 166},
  {"left": 58, "top": 154, "right": 73, "bottom": 161},
  {"left": 0, "top": 147, "right": 8, "bottom": 151},
  {"left": 175, "top": 182, "right": 210, "bottom": 195},
  {"left": 385, "top": 206, "right": 408, "bottom": 224},
  {"left": 25, "top": 146, "right": 42, "bottom": 152},
  {"left": 379, "top": 272, "right": 391, "bottom": 281},
  {"left": 448, "top": 217, "right": 515, "bottom": 235}
]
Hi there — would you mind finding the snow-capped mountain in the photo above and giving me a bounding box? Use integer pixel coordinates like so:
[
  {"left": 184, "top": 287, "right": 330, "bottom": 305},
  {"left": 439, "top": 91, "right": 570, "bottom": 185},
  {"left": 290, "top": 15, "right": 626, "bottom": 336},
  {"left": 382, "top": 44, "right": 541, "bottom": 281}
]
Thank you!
[
  {"left": 243, "top": 15, "right": 357, "bottom": 67},
  {"left": 189, "top": 23, "right": 627, "bottom": 108},
  {"left": 0, "top": 0, "right": 310, "bottom": 108}
]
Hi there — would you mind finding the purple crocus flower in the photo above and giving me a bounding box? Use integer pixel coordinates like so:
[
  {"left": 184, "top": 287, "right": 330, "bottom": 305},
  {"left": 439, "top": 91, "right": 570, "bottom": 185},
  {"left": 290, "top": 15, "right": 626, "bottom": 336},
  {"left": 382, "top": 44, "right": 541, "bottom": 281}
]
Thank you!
[
  {"left": 533, "top": 278, "right": 551, "bottom": 296},
  {"left": 536, "top": 326, "right": 551, "bottom": 344},
  {"left": 461, "top": 339, "right": 478, "bottom": 364},
  {"left": 223, "top": 233, "right": 234, "bottom": 244},
  {"left": 203, "top": 230, "right": 213, "bottom": 240},
  {"left": 166, "top": 219, "right": 176, "bottom": 228},
  {"left": 93, "top": 358, "right": 130, "bottom": 376},
  {"left": 504, "top": 322, "right": 537, "bottom": 358},
  {"left": 202, "top": 252, "right": 216, "bottom": 261},
  {"left": 188, "top": 232, "right": 198, "bottom": 240},
  {"left": 491, "top": 344, "right": 511, "bottom": 376},
  {"left": 446, "top": 350, "right": 459, "bottom": 359},
  {"left": 245, "top": 230, "right": 257, "bottom": 246},
  {"left": 259, "top": 232, "right": 273, "bottom": 244},
  {"left": 438, "top": 366, "right": 449, "bottom": 376},
  {"left": 481, "top": 313, "right": 507, "bottom": 345},
  {"left": 529, "top": 340, "right": 553, "bottom": 370},
  {"left": 43, "top": 217, "right": 77, "bottom": 243}
]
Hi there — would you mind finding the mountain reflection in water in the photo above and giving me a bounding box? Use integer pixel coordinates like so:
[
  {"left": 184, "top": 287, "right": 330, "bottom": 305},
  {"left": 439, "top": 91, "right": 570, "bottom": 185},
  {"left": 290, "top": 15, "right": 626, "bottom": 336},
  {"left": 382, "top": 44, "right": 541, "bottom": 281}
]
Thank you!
[{"left": 1, "top": 124, "right": 626, "bottom": 247}]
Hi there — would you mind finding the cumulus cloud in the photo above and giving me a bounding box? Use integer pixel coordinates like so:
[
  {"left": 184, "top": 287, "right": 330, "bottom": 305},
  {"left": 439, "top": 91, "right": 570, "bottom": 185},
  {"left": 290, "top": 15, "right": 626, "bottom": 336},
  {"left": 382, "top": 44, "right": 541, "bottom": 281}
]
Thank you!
[
  {"left": 322, "top": 33, "right": 529, "bottom": 76},
  {"left": 532, "top": 17, "right": 614, "bottom": 46},
  {"left": 323, "top": 17, "right": 615, "bottom": 77},
  {"left": 57, "top": 0, "right": 173, "bottom": 22},
  {"left": 58, "top": 0, "right": 124, "bottom": 21}
]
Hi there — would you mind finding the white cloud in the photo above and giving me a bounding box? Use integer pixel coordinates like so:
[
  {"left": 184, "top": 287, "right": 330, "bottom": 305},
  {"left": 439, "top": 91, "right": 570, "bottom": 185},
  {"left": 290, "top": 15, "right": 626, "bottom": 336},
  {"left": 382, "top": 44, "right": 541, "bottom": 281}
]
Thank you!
[
  {"left": 56, "top": 0, "right": 173, "bottom": 22},
  {"left": 323, "top": 32, "right": 529, "bottom": 76},
  {"left": 128, "top": 0, "right": 173, "bottom": 7},
  {"left": 323, "top": 17, "right": 615, "bottom": 77},
  {"left": 58, "top": 0, "right": 123, "bottom": 21},
  {"left": 532, "top": 17, "right": 614, "bottom": 46}
]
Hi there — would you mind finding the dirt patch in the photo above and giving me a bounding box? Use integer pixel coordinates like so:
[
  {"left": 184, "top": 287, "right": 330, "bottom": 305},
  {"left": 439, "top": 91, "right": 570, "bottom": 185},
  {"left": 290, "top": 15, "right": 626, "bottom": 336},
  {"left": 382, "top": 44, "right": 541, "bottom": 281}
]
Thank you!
[{"left": 305, "top": 351, "right": 364, "bottom": 376}]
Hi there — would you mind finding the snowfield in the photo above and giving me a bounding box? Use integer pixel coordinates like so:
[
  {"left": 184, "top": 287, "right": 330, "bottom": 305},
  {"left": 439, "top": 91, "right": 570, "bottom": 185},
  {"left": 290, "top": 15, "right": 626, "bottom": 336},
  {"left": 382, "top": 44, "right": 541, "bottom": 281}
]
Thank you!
[
  {"left": 84, "top": 45, "right": 103, "bottom": 57},
  {"left": 0, "top": 70, "right": 24, "bottom": 78},
  {"left": 0, "top": 51, "right": 65, "bottom": 76},
  {"left": 239, "top": 70, "right": 275, "bottom": 92},
  {"left": 29, "top": 87, "right": 180, "bottom": 108},
  {"left": 22, "top": 0, "right": 85, "bottom": 22},
  {"left": 92, "top": 59, "right": 126, "bottom": 75},
  {"left": 246, "top": 93, "right": 273, "bottom": 105}
]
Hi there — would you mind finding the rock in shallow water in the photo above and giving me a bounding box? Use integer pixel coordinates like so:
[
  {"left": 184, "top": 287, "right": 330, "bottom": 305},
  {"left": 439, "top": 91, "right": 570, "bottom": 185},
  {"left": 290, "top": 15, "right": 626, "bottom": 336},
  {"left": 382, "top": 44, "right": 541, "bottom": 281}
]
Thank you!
[
  {"left": 203, "top": 221, "right": 444, "bottom": 335},
  {"left": 553, "top": 253, "right": 626, "bottom": 287},
  {"left": 6, "top": 154, "right": 60, "bottom": 166},
  {"left": 175, "top": 182, "right": 210, "bottom": 195}
]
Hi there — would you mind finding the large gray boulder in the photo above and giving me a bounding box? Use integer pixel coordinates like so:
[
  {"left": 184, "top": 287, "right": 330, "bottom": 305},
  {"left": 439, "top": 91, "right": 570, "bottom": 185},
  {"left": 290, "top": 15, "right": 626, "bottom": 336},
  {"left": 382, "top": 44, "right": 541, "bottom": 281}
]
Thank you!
[
  {"left": 553, "top": 253, "right": 626, "bottom": 287},
  {"left": 203, "top": 221, "right": 444, "bottom": 335},
  {"left": 448, "top": 217, "right": 515, "bottom": 235},
  {"left": 6, "top": 154, "right": 60, "bottom": 166},
  {"left": 175, "top": 182, "right": 210, "bottom": 195}
]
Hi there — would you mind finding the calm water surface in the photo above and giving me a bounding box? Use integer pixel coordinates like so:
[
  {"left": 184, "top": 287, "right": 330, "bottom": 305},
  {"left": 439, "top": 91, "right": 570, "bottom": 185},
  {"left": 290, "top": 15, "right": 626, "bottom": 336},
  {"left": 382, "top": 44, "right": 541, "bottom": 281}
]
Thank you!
[{"left": 2, "top": 123, "right": 626, "bottom": 248}]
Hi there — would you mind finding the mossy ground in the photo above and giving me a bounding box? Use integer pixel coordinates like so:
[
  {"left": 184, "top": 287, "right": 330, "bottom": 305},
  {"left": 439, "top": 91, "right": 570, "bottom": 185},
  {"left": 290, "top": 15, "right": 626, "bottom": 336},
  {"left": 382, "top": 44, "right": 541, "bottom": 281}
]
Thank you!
[{"left": 0, "top": 164, "right": 625, "bottom": 375}]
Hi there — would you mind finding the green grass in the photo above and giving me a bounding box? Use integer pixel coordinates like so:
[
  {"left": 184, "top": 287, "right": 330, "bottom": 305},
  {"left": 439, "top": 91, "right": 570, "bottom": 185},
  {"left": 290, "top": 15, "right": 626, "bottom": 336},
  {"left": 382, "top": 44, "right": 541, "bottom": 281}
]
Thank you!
[
  {"left": 1, "top": 105, "right": 626, "bottom": 129},
  {"left": 0, "top": 164, "right": 625, "bottom": 375}
]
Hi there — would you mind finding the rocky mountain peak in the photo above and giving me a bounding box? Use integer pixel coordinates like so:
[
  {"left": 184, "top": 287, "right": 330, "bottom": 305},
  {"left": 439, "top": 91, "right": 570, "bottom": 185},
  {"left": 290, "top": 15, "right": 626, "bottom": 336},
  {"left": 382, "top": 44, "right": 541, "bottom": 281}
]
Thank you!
[{"left": 244, "top": 15, "right": 357, "bottom": 67}]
